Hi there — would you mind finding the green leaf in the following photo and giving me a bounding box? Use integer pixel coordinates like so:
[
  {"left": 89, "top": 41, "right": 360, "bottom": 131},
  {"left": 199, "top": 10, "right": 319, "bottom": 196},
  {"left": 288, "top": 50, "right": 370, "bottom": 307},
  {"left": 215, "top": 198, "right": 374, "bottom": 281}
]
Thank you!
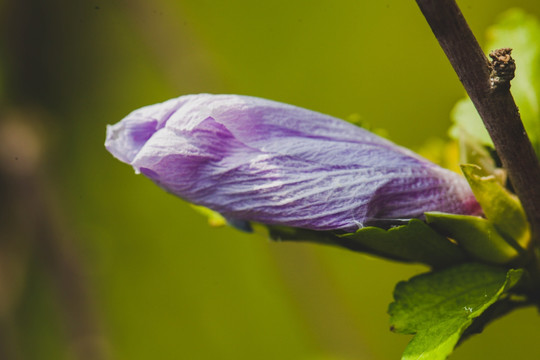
[
  {"left": 461, "top": 164, "right": 530, "bottom": 249},
  {"left": 450, "top": 99, "right": 492, "bottom": 146},
  {"left": 425, "top": 212, "right": 520, "bottom": 264},
  {"left": 190, "top": 204, "right": 227, "bottom": 227},
  {"left": 455, "top": 131, "right": 501, "bottom": 179},
  {"left": 450, "top": 9, "right": 540, "bottom": 156},
  {"left": 389, "top": 263, "right": 523, "bottom": 360},
  {"left": 338, "top": 219, "right": 467, "bottom": 268},
  {"left": 260, "top": 220, "right": 466, "bottom": 268}
]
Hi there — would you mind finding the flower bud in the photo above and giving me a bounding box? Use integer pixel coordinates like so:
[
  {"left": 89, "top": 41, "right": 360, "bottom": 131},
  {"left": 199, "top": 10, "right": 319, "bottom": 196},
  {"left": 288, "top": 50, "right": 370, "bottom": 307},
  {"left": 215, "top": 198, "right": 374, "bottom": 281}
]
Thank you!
[{"left": 105, "top": 94, "right": 480, "bottom": 232}]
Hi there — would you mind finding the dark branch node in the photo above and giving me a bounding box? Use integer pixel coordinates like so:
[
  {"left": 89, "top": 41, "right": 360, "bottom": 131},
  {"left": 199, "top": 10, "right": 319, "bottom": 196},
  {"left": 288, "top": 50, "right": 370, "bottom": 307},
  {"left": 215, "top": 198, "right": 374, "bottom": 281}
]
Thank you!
[{"left": 489, "top": 48, "right": 516, "bottom": 91}]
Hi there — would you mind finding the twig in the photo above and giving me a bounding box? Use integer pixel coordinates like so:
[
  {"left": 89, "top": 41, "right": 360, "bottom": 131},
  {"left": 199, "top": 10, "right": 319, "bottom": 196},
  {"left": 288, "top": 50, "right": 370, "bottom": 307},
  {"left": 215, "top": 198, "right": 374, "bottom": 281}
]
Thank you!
[{"left": 414, "top": 0, "right": 540, "bottom": 248}]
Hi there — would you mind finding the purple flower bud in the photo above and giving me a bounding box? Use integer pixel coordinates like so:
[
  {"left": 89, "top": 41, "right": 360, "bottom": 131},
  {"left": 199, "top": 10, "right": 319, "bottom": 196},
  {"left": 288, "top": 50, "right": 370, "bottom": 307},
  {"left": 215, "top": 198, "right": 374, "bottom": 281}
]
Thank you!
[{"left": 105, "top": 94, "right": 480, "bottom": 232}]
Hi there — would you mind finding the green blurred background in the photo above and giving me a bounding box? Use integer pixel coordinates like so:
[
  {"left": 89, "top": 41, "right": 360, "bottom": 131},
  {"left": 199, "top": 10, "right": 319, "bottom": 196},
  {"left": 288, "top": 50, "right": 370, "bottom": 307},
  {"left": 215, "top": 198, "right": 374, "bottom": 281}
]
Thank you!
[{"left": 1, "top": 1, "right": 539, "bottom": 359}]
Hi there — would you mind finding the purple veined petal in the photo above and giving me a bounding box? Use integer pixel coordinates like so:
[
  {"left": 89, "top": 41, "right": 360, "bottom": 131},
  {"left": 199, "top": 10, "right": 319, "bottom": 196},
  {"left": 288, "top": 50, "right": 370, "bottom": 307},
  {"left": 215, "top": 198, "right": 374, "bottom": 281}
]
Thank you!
[{"left": 105, "top": 94, "right": 481, "bottom": 232}]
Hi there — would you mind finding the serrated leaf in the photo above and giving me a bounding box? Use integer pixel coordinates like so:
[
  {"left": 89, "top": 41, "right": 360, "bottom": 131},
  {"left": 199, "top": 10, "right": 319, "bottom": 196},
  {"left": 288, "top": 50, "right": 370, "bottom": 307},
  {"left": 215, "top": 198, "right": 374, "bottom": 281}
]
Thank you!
[
  {"left": 338, "top": 219, "right": 467, "bottom": 268},
  {"left": 389, "top": 263, "right": 523, "bottom": 360},
  {"left": 461, "top": 164, "right": 530, "bottom": 249},
  {"left": 425, "top": 212, "right": 520, "bottom": 264},
  {"left": 450, "top": 9, "right": 540, "bottom": 156}
]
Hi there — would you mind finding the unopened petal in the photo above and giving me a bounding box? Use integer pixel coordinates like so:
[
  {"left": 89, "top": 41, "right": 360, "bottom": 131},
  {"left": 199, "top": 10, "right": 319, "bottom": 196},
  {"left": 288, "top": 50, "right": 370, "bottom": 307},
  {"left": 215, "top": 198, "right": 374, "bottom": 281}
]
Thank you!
[{"left": 105, "top": 94, "right": 480, "bottom": 231}]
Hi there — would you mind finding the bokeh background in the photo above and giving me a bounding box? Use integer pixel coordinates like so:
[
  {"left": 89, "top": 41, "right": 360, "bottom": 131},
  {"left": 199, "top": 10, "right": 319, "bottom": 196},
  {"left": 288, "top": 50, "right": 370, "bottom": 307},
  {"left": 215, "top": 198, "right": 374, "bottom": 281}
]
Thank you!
[{"left": 1, "top": 1, "right": 539, "bottom": 359}]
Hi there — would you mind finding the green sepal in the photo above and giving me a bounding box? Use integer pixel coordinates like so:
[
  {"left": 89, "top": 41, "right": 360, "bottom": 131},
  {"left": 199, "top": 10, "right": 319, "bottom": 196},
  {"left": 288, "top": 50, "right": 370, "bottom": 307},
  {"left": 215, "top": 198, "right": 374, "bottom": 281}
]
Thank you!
[
  {"left": 461, "top": 164, "right": 530, "bottom": 249},
  {"left": 190, "top": 204, "right": 227, "bottom": 227},
  {"left": 338, "top": 219, "right": 467, "bottom": 268},
  {"left": 389, "top": 263, "right": 523, "bottom": 360},
  {"left": 425, "top": 212, "right": 520, "bottom": 264},
  {"left": 455, "top": 131, "right": 504, "bottom": 183},
  {"left": 257, "top": 220, "right": 465, "bottom": 268}
]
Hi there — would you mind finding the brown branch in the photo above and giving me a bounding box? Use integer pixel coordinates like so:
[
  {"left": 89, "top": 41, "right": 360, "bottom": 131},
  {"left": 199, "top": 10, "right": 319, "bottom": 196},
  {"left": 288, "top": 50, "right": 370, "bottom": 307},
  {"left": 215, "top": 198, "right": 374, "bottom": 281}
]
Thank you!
[{"left": 415, "top": 0, "right": 540, "bottom": 247}]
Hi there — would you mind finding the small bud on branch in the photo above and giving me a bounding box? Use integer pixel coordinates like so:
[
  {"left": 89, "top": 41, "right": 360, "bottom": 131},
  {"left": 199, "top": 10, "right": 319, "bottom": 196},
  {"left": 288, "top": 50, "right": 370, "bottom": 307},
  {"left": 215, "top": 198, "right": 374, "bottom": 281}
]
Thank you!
[{"left": 489, "top": 48, "right": 516, "bottom": 91}]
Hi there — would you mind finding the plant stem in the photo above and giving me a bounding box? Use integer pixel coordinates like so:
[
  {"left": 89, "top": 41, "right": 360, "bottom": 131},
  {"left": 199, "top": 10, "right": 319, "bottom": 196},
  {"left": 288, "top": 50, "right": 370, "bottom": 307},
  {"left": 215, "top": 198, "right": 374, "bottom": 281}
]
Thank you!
[{"left": 414, "top": 0, "right": 540, "bottom": 250}]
